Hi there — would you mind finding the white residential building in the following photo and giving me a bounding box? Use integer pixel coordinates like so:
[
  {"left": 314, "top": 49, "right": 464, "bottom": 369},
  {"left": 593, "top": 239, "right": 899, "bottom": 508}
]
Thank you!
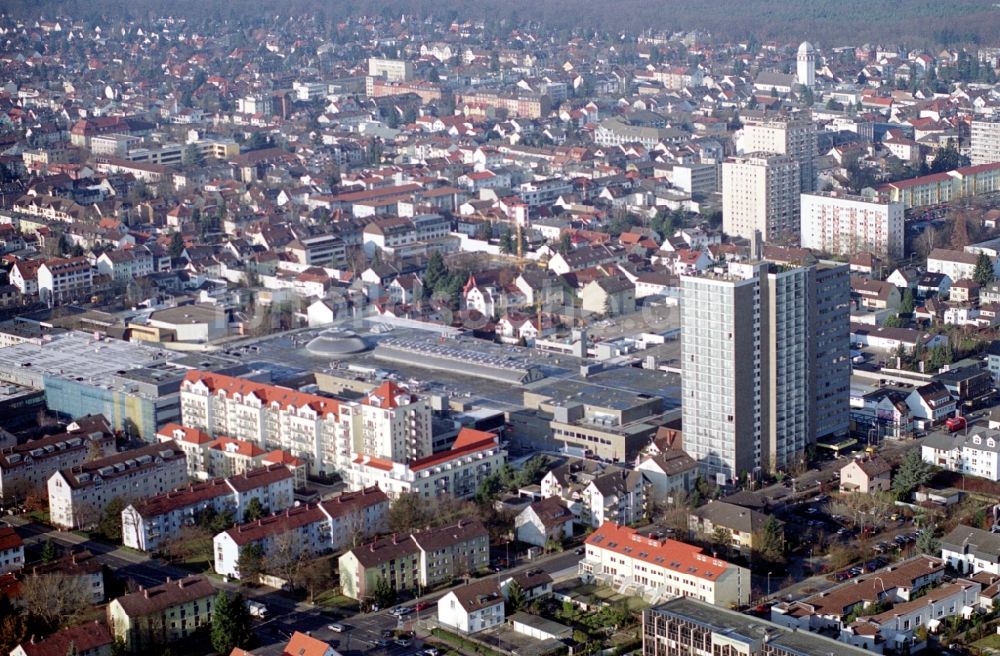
[
  {"left": 437, "top": 579, "right": 505, "bottom": 634},
  {"left": 179, "top": 371, "right": 348, "bottom": 475},
  {"left": 96, "top": 248, "right": 155, "bottom": 283},
  {"left": 343, "top": 427, "right": 506, "bottom": 499},
  {"left": 121, "top": 464, "right": 295, "bottom": 552},
  {"left": 578, "top": 522, "right": 751, "bottom": 607},
  {"left": 971, "top": 116, "right": 1000, "bottom": 166},
  {"left": 741, "top": 113, "right": 817, "bottom": 192},
  {"left": 0, "top": 527, "right": 24, "bottom": 574},
  {"left": 800, "top": 192, "right": 905, "bottom": 260},
  {"left": 922, "top": 429, "right": 1000, "bottom": 481},
  {"left": 213, "top": 486, "right": 389, "bottom": 579},
  {"left": 941, "top": 524, "right": 1000, "bottom": 576},
  {"left": 47, "top": 441, "right": 188, "bottom": 529},
  {"left": 539, "top": 460, "right": 649, "bottom": 529},
  {"left": 37, "top": 257, "right": 94, "bottom": 305}
]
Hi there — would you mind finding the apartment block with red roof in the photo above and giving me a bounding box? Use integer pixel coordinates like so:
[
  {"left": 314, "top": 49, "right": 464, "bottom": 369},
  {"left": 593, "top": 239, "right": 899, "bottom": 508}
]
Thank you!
[
  {"left": 579, "top": 522, "right": 750, "bottom": 607},
  {"left": 213, "top": 485, "right": 389, "bottom": 580},
  {"left": 179, "top": 371, "right": 346, "bottom": 475},
  {"left": 122, "top": 464, "right": 294, "bottom": 552},
  {"left": 343, "top": 427, "right": 506, "bottom": 499}
]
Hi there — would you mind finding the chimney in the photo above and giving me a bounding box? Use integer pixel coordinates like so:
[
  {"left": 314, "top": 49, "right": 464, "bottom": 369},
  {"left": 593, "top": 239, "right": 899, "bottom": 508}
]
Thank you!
[
  {"left": 144, "top": 589, "right": 149, "bottom": 599},
  {"left": 392, "top": 533, "right": 398, "bottom": 544},
  {"left": 370, "top": 544, "right": 375, "bottom": 552}
]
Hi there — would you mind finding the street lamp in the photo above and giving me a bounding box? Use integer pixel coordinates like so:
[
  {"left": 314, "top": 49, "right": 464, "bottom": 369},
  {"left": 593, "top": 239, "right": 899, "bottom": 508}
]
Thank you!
[{"left": 767, "top": 571, "right": 772, "bottom": 599}]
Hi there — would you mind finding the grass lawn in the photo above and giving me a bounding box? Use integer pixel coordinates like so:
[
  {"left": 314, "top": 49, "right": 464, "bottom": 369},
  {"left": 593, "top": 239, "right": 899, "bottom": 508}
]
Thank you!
[
  {"left": 974, "top": 632, "right": 1000, "bottom": 653},
  {"left": 314, "top": 590, "right": 358, "bottom": 611}
]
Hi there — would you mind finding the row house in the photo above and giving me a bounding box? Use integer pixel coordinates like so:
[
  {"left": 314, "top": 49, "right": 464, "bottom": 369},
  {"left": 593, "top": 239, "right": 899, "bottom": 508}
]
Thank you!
[
  {"left": 338, "top": 518, "right": 489, "bottom": 600},
  {"left": 0, "top": 414, "right": 115, "bottom": 501},
  {"left": 121, "top": 464, "right": 295, "bottom": 552},
  {"left": 47, "top": 441, "right": 188, "bottom": 530},
  {"left": 578, "top": 522, "right": 751, "bottom": 607},
  {"left": 213, "top": 486, "right": 389, "bottom": 579}
]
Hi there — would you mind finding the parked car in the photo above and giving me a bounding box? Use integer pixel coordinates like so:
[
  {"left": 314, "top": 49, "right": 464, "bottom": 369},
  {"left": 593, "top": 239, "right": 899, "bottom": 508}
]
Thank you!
[
  {"left": 414, "top": 601, "right": 433, "bottom": 612},
  {"left": 390, "top": 606, "right": 414, "bottom": 617},
  {"left": 328, "top": 624, "right": 346, "bottom": 633}
]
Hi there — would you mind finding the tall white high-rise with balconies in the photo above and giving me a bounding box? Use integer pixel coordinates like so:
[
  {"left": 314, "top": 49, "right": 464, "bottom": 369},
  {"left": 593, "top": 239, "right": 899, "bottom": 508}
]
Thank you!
[
  {"left": 741, "top": 113, "right": 818, "bottom": 192},
  {"left": 971, "top": 116, "right": 1000, "bottom": 166},
  {"left": 722, "top": 153, "right": 800, "bottom": 243},
  {"left": 681, "top": 259, "right": 849, "bottom": 483}
]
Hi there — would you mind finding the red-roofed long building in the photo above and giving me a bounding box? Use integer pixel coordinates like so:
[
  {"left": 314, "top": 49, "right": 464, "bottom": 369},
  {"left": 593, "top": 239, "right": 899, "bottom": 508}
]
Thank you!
[
  {"left": 213, "top": 486, "right": 389, "bottom": 579},
  {"left": 579, "top": 522, "right": 750, "bottom": 607},
  {"left": 122, "top": 463, "right": 295, "bottom": 552}
]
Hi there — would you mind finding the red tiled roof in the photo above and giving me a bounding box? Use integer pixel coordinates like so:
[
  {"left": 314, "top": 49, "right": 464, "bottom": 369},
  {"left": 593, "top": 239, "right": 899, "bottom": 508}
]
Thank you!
[
  {"left": 410, "top": 428, "right": 498, "bottom": 472},
  {"left": 182, "top": 371, "right": 340, "bottom": 417},
  {"left": 282, "top": 631, "right": 335, "bottom": 656},
  {"left": 0, "top": 527, "right": 22, "bottom": 552},
  {"left": 157, "top": 422, "right": 213, "bottom": 445},
  {"left": 586, "top": 522, "right": 732, "bottom": 581}
]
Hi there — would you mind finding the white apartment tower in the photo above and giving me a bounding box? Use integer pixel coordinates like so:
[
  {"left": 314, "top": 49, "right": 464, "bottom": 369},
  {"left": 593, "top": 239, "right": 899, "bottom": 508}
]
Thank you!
[
  {"left": 741, "top": 113, "right": 818, "bottom": 192},
  {"left": 800, "top": 191, "right": 905, "bottom": 260},
  {"left": 970, "top": 116, "right": 1000, "bottom": 166},
  {"left": 797, "top": 41, "right": 816, "bottom": 88},
  {"left": 722, "top": 153, "right": 800, "bottom": 243},
  {"left": 681, "top": 260, "right": 849, "bottom": 482},
  {"left": 356, "top": 381, "right": 432, "bottom": 463}
]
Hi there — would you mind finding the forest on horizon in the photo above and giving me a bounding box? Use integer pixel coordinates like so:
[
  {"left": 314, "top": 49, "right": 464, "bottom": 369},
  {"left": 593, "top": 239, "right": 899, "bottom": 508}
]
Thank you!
[{"left": 6, "top": 0, "right": 1000, "bottom": 47}]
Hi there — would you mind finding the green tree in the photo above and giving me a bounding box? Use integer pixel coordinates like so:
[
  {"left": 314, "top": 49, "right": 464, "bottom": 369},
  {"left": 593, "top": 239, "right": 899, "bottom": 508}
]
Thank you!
[
  {"left": 558, "top": 232, "right": 573, "bottom": 255},
  {"left": 505, "top": 580, "right": 526, "bottom": 613},
  {"left": 41, "top": 539, "right": 57, "bottom": 562},
  {"left": 916, "top": 526, "right": 941, "bottom": 555},
  {"left": 210, "top": 591, "right": 254, "bottom": 656},
  {"left": 168, "top": 232, "right": 185, "bottom": 259},
  {"left": 243, "top": 497, "right": 265, "bottom": 523},
  {"left": 371, "top": 575, "right": 396, "bottom": 609},
  {"left": 752, "top": 516, "right": 786, "bottom": 564},
  {"left": 882, "top": 314, "right": 905, "bottom": 328},
  {"left": 974, "top": 252, "right": 996, "bottom": 286},
  {"left": 900, "top": 288, "right": 915, "bottom": 314},
  {"left": 929, "top": 144, "right": 970, "bottom": 174},
  {"left": 892, "top": 449, "right": 935, "bottom": 501},
  {"left": 181, "top": 143, "right": 205, "bottom": 169},
  {"left": 99, "top": 497, "right": 127, "bottom": 541},
  {"left": 236, "top": 544, "right": 265, "bottom": 584},
  {"left": 711, "top": 526, "right": 733, "bottom": 555},
  {"left": 423, "top": 251, "right": 447, "bottom": 294}
]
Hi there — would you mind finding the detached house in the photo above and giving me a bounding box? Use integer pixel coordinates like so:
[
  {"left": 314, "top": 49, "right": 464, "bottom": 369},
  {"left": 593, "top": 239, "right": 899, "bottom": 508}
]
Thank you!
[
  {"left": 437, "top": 578, "right": 505, "bottom": 634},
  {"left": 839, "top": 456, "right": 893, "bottom": 494},
  {"left": 688, "top": 500, "right": 783, "bottom": 556},
  {"left": 905, "top": 381, "right": 956, "bottom": 428},
  {"left": 514, "top": 497, "right": 575, "bottom": 547}
]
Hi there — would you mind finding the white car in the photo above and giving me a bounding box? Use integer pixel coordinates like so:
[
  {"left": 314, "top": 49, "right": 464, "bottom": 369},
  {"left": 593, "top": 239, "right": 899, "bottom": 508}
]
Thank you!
[{"left": 328, "top": 623, "right": 346, "bottom": 633}]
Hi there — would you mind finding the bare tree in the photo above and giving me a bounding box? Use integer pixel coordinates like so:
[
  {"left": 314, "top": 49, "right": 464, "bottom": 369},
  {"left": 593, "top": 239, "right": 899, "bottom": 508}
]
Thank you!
[{"left": 19, "top": 573, "right": 92, "bottom": 632}]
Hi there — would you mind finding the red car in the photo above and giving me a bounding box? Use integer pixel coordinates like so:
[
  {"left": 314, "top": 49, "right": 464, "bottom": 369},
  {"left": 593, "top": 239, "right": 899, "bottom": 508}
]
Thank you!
[{"left": 414, "top": 601, "right": 434, "bottom": 611}]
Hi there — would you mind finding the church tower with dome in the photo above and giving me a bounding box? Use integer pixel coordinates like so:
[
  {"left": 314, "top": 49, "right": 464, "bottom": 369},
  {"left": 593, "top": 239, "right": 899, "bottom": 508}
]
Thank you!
[{"left": 797, "top": 41, "right": 815, "bottom": 88}]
